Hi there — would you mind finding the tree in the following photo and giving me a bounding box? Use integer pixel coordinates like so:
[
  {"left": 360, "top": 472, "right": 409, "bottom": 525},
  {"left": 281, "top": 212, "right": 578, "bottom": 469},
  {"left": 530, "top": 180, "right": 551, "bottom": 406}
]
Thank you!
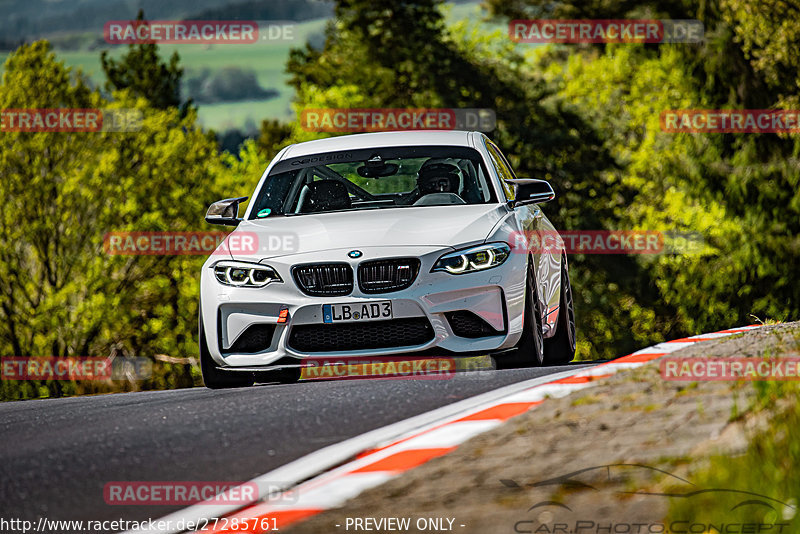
[
  {"left": 100, "top": 10, "right": 188, "bottom": 112},
  {"left": 485, "top": 0, "right": 800, "bottom": 332},
  {"left": 0, "top": 41, "right": 255, "bottom": 400},
  {"left": 256, "top": 119, "right": 294, "bottom": 161}
]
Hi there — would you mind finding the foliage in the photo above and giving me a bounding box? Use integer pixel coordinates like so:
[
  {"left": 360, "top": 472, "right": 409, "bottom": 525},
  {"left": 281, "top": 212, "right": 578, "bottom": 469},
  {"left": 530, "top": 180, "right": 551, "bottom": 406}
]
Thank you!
[
  {"left": 0, "top": 41, "right": 257, "bottom": 400},
  {"left": 101, "top": 10, "right": 188, "bottom": 112},
  {"left": 668, "top": 384, "right": 800, "bottom": 529},
  {"left": 257, "top": 119, "right": 295, "bottom": 161},
  {"left": 3, "top": 0, "right": 800, "bottom": 400},
  {"left": 505, "top": 0, "right": 800, "bottom": 336}
]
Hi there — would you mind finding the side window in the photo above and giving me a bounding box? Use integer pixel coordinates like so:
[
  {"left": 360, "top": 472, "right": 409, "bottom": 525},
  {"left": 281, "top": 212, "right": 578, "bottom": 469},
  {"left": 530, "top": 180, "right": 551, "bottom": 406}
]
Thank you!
[{"left": 485, "top": 141, "right": 516, "bottom": 200}]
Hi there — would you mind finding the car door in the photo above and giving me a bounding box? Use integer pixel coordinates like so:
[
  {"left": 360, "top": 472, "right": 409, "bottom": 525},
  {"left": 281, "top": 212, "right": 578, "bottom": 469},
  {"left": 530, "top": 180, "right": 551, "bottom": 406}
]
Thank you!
[{"left": 484, "top": 139, "right": 562, "bottom": 333}]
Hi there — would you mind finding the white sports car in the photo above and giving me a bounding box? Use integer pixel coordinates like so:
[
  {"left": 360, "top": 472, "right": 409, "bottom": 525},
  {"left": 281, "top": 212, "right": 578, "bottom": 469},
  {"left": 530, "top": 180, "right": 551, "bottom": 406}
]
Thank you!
[{"left": 199, "top": 131, "right": 575, "bottom": 388}]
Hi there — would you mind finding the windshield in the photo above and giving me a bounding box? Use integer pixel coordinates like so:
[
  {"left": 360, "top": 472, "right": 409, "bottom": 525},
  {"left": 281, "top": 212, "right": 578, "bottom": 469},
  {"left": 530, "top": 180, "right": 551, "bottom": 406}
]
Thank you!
[{"left": 248, "top": 146, "right": 497, "bottom": 218}]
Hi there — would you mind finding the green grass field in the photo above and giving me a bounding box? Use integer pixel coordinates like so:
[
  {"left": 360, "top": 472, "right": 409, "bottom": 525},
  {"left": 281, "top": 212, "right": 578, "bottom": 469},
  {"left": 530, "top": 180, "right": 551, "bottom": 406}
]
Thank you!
[{"left": 0, "top": 2, "right": 505, "bottom": 132}]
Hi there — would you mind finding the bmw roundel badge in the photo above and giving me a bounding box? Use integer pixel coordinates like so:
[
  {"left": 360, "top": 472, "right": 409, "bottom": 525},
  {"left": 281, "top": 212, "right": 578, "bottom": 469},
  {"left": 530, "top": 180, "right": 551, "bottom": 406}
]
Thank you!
[{"left": 348, "top": 250, "right": 363, "bottom": 258}]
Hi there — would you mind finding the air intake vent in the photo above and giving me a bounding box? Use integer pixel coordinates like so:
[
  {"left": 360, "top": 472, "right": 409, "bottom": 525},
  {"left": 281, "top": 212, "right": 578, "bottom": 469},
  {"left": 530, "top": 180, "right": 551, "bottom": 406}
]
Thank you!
[
  {"left": 358, "top": 258, "right": 420, "bottom": 294},
  {"left": 445, "top": 310, "right": 504, "bottom": 338},
  {"left": 222, "top": 323, "right": 276, "bottom": 354},
  {"left": 292, "top": 263, "right": 354, "bottom": 296}
]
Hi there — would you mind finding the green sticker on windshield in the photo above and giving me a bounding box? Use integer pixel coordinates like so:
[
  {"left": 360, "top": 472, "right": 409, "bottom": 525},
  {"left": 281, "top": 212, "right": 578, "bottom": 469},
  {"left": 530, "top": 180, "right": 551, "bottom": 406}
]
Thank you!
[{"left": 256, "top": 208, "right": 271, "bottom": 218}]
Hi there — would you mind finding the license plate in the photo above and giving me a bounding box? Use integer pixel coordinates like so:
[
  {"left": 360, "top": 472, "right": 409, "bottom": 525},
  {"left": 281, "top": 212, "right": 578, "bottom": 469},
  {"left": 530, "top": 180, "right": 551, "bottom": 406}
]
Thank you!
[{"left": 322, "top": 301, "right": 392, "bottom": 323}]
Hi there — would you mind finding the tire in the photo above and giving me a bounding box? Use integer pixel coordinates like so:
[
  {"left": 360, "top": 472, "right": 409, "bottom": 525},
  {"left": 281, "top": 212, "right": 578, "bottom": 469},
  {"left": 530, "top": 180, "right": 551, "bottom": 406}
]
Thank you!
[
  {"left": 199, "top": 315, "right": 254, "bottom": 389},
  {"left": 544, "top": 255, "right": 576, "bottom": 365},
  {"left": 495, "top": 258, "right": 544, "bottom": 369}
]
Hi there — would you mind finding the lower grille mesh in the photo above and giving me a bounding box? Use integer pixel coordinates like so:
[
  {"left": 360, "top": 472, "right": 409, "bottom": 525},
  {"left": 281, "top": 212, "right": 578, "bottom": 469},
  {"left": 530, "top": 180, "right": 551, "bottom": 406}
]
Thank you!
[{"left": 288, "top": 318, "right": 434, "bottom": 352}]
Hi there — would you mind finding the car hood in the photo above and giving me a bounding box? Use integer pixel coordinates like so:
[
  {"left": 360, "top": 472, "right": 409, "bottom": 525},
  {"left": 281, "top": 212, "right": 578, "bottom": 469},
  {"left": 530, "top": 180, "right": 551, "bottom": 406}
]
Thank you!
[{"left": 228, "top": 204, "right": 507, "bottom": 260}]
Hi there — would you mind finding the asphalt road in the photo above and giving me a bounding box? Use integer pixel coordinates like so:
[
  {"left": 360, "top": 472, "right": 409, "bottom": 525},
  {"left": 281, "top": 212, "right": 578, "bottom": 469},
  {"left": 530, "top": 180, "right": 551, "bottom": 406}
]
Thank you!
[{"left": 0, "top": 363, "right": 596, "bottom": 529}]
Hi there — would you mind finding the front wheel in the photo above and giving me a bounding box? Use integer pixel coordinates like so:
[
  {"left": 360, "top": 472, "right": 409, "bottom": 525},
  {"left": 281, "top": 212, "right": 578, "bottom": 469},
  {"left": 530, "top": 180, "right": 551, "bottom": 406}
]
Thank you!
[
  {"left": 543, "top": 255, "right": 576, "bottom": 365},
  {"left": 199, "top": 315, "right": 254, "bottom": 389},
  {"left": 495, "top": 258, "right": 544, "bottom": 369}
]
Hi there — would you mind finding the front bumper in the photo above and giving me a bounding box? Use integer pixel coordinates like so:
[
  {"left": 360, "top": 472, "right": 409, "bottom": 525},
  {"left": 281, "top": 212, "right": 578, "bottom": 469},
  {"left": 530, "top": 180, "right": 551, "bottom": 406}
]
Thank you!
[{"left": 199, "top": 245, "right": 526, "bottom": 369}]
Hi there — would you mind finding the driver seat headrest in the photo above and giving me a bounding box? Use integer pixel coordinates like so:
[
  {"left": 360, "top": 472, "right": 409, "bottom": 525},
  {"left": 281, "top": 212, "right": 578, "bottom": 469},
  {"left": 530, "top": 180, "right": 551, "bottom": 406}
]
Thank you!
[
  {"left": 300, "top": 180, "right": 352, "bottom": 212},
  {"left": 417, "top": 163, "right": 461, "bottom": 194}
]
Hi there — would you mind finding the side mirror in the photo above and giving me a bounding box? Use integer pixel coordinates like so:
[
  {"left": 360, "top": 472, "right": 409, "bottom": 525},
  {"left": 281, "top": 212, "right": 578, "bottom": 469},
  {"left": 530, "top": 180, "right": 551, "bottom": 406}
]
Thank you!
[
  {"left": 205, "top": 196, "right": 248, "bottom": 226},
  {"left": 506, "top": 179, "right": 555, "bottom": 207}
]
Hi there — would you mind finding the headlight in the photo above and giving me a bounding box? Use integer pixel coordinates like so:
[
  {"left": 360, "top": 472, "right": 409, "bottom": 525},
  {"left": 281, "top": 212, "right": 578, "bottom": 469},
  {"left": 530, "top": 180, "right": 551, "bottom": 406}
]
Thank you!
[
  {"left": 432, "top": 243, "right": 511, "bottom": 274},
  {"left": 213, "top": 261, "right": 282, "bottom": 288}
]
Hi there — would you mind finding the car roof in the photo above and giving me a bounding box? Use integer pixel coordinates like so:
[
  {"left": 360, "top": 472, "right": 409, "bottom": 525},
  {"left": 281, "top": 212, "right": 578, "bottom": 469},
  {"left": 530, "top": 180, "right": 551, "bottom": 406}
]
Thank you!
[{"left": 280, "top": 130, "right": 477, "bottom": 159}]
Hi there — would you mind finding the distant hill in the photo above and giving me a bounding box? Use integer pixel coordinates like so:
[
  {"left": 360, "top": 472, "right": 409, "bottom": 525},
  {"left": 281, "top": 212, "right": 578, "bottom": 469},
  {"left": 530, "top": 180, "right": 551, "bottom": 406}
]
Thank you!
[
  {"left": 0, "top": 0, "right": 334, "bottom": 42},
  {"left": 187, "top": 0, "right": 333, "bottom": 21}
]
